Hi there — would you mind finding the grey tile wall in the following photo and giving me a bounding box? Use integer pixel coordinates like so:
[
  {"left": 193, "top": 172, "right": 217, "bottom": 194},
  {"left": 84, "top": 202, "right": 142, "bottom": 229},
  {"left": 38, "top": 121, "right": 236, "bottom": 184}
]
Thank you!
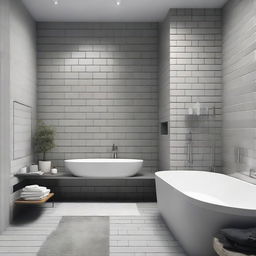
[
  {"left": 223, "top": 0, "right": 256, "bottom": 175},
  {"left": 159, "top": 9, "right": 223, "bottom": 170},
  {"left": 37, "top": 23, "right": 159, "bottom": 173},
  {"left": 159, "top": 14, "right": 171, "bottom": 170}
]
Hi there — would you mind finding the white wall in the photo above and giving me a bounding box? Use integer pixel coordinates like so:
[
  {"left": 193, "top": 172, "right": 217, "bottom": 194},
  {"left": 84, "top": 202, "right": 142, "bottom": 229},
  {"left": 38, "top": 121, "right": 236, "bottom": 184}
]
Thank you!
[
  {"left": 37, "top": 22, "right": 159, "bottom": 174},
  {"left": 223, "top": 0, "right": 256, "bottom": 175}
]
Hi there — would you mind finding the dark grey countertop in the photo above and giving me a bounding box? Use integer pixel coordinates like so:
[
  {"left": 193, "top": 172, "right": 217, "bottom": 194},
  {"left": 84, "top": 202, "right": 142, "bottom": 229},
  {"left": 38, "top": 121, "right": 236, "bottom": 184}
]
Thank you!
[{"left": 15, "top": 171, "right": 155, "bottom": 180}]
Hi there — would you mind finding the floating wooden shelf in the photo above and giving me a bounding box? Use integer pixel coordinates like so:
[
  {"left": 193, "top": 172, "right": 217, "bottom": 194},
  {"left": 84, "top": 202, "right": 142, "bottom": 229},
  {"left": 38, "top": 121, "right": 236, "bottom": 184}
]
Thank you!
[{"left": 15, "top": 193, "right": 54, "bottom": 205}]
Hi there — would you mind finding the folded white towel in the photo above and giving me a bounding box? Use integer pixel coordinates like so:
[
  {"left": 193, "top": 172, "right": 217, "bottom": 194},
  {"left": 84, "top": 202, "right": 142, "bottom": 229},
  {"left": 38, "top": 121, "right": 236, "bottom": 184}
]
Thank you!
[
  {"left": 21, "top": 189, "right": 50, "bottom": 197},
  {"left": 28, "top": 171, "right": 44, "bottom": 176},
  {"left": 24, "top": 185, "right": 39, "bottom": 189},
  {"left": 23, "top": 196, "right": 49, "bottom": 200},
  {"left": 23, "top": 196, "right": 48, "bottom": 201},
  {"left": 22, "top": 185, "right": 47, "bottom": 192},
  {"left": 21, "top": 191, "right": 50, "bottom": 201}
]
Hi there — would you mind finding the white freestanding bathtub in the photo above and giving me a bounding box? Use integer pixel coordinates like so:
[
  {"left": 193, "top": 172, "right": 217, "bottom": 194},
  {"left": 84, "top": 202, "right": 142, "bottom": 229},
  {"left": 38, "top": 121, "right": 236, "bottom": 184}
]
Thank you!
[
  {"left": 155, "top": 171, "right": 256, "bottom": 256},
  {"left": 65, "top": 159, "right": 143, "bottom": 178}
]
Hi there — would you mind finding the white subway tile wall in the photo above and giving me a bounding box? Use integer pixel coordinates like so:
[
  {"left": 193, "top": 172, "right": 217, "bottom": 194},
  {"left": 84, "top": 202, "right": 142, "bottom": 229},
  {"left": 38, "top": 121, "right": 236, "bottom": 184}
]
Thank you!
[
  {"left": 37, "top": 23, "right": 159, "bottom": 173},
  {"left": 167, "top": 9, "right": 223, "bottom": 170},
  {"left": 223, "top": 1, "right": 256, "bottom": 174}
]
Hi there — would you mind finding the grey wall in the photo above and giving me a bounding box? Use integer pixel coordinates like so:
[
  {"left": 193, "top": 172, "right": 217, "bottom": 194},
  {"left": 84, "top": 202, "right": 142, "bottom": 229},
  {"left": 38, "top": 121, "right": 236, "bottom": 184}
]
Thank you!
[
  {"left": 0, "top": 0, "right": 11, "bottom": 234},
  {"left": 10, "top": 0, "right": 37, "bottom": 180},
  {"left": 223, "top": 0, "right": 256, "bottom": 175},
  {"left": 37, "top": 23, "right": 159, "bottom": 174},
  {"left": 1, "top": 0, "right": 36, "bottom": 228},
  {"left": 159, "top": 9, "right": 222, "bottom": 171}
]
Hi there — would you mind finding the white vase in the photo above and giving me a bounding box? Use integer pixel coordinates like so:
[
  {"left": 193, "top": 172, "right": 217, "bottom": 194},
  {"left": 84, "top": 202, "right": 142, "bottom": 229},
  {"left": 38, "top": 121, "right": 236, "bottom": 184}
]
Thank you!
[{"left": 39, "top": 161, "right": 51, "bottom": 173}]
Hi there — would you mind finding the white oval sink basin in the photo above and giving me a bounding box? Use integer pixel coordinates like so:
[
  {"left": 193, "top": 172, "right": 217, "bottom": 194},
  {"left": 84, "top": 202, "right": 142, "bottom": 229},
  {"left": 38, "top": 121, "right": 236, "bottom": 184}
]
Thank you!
[{"left": 64, "top": 158, "right": 143, "bottom": 178}]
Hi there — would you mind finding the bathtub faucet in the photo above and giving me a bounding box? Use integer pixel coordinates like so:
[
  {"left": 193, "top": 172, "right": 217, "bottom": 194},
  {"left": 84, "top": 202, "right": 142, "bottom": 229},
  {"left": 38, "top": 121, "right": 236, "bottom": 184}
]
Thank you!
[{"left": 112, "top": 144, "right": 118, "bottom": 159}]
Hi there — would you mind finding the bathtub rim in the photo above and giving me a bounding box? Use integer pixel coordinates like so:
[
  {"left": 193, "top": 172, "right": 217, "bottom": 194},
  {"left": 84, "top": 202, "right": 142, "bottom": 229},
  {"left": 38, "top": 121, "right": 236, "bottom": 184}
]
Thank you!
[{"left": 155, "top": 170, "right": 256, "bottom": 217}]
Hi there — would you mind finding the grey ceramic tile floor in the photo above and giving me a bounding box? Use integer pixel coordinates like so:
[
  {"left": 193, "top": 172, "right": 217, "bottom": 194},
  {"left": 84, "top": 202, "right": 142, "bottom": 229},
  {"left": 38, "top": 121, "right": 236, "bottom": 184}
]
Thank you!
[{"left": 0, "top": 203, "right": 185, "bottom": 256}]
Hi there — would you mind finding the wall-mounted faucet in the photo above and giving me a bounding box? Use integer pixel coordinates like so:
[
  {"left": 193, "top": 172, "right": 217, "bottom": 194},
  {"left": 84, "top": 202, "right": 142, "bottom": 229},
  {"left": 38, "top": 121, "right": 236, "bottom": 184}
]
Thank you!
[{"left": 112, "top": 144, "right": 118, "bottom": 159}]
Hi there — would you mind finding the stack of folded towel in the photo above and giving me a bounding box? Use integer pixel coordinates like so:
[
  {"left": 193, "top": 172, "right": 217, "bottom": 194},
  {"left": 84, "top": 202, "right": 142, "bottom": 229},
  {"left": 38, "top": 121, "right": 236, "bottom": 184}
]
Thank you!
[
  {"left": 21, "top": 185, "right": 50, "bottom": 201},
  {"left": 217, "top": 227, "right": 256, "bottom": 254}
]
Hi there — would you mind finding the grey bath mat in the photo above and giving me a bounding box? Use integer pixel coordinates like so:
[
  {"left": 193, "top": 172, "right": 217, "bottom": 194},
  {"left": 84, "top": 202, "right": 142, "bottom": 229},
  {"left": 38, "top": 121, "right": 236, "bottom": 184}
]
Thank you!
[{"left": 37, "top": 216, "right": 109, "bottom": 256}]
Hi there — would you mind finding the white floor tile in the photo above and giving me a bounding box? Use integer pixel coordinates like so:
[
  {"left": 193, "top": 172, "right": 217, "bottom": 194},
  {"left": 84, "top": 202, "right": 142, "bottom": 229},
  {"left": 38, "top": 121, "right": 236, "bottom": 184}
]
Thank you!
[{"left": 44, "top": 202, "right": 141, "bottom": 216}]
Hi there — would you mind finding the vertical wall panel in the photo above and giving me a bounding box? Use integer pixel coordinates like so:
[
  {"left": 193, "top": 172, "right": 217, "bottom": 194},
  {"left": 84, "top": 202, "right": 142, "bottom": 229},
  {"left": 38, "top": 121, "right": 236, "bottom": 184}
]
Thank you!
[
  {"left": 13, "top": 102, "right": 32, "bottom": 160},
  {"left": 0, "top": 0, "right": 10, "bottom": 234},
  {"left": 223, "top": 0, "right": 256, "bottom": 175}
]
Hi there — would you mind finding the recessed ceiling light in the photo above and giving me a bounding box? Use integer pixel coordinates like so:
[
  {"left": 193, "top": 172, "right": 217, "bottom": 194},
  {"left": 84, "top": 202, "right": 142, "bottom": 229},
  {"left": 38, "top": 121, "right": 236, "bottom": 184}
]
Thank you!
[
  {"left": 116, "top": 0, "right": 121, "bottom": 6},
  {"left": 52, "top": 0, "right": 58, "bottom": 5}
]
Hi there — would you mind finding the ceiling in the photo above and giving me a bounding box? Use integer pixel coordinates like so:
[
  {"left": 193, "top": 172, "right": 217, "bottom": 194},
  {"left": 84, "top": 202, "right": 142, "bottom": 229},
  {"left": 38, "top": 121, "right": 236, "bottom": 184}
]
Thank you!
[{"left": 22, "top": 0, "right": 228, "bottom": 22}]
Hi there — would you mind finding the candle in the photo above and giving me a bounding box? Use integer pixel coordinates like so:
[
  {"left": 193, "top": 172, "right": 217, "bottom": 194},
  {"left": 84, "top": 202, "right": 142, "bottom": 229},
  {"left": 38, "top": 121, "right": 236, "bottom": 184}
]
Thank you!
[
  {"left": 51, "top": 168, "right": 58, "bottom": 174},
  {"left": 30, "top": 164, "right": 39, "bottom": 173},
  {"left": 20, "top": 167, "right": 27, "bottom": 174}
]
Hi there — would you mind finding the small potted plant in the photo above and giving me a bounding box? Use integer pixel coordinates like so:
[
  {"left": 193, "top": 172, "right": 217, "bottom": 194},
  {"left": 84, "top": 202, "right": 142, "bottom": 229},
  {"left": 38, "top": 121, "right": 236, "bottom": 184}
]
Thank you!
[{"left": 34, "top": 121, "right": 55, "bottom": 173}]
